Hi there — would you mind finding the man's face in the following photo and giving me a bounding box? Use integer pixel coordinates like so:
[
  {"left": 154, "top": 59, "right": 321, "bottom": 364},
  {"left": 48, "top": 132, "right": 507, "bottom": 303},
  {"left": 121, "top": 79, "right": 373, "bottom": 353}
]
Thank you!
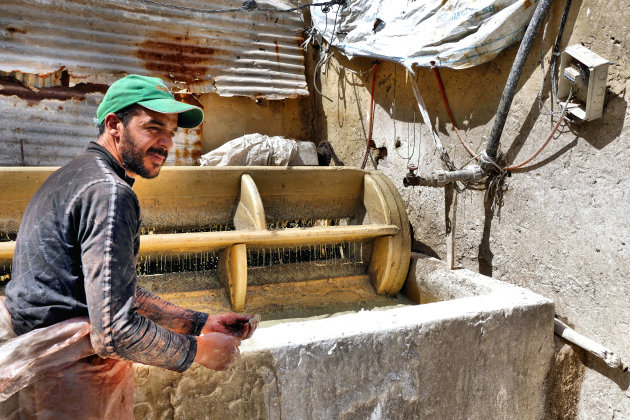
[{"left": 119, "top": 108, "right": 178, "bottom": 179}]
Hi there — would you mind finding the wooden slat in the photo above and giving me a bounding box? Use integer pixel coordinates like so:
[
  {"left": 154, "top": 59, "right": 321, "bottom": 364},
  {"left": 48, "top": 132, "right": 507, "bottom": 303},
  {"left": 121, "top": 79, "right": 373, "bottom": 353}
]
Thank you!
[
  {"left": 218, "top": 243, "right": 247, "bottom": 312},
  {"left": 0, "top": 242, "right": 12, "bottom": 263},
  {"left": 445, "top": 184, "right": 458, "bottom": 270},
  {"left": 234, "top": 174, "right": 266, "bottom": 231}
]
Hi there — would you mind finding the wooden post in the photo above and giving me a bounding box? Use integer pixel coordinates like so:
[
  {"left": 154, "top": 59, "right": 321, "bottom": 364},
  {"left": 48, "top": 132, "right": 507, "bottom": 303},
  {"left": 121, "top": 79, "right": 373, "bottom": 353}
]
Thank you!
[{"left": 445, "top": 184, "right": 458, "bottom": 270}]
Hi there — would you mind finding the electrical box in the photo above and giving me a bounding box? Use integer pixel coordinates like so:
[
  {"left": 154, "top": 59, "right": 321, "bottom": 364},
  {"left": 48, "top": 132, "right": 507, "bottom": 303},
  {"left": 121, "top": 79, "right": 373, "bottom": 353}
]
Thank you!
[{"left": 558, "top": 44, "right": 609, "bottom": 121}]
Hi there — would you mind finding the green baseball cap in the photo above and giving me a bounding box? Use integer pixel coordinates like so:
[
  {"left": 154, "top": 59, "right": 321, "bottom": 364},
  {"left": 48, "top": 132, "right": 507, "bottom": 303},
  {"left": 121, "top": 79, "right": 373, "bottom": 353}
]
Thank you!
[{"left": 96, "top": 74, "right": 204, "bottom": 128}]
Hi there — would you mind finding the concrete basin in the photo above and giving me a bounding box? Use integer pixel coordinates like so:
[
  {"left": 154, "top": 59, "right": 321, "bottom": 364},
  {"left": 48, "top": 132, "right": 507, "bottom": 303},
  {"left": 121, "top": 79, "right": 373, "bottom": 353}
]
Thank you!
[{"left": 133, "top": 253, "right": 554, "bottom": 419}]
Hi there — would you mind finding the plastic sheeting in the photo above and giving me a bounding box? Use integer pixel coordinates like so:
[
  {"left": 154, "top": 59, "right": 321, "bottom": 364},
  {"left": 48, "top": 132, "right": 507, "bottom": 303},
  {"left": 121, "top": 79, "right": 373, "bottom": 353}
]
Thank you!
[
  {"left": 0, "top": 298, "right": 134, "bottom": 418},
  {"left": 310, "top": 0, "right": 539, "bottom": 69},
  {"left": 199, "top": 134, "right": 319, "bottom": 166}
]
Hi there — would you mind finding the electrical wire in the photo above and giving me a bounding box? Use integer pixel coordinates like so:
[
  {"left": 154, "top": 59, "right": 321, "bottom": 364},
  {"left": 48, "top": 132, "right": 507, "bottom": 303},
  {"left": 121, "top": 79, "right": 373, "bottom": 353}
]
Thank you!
[
  {"left": 551, "top": 0, "right": 574, "bottom": 110},
  {"left": 311, "top": 1, "right": 342, "bottom": 102},
  {"left": 313, "top": 51, "right": 334, "bottom": 102},
  {"left": 503, "top": 116, "right": 564, "bottom": 171},
  {"left": 432, "top": 65, "right": 476, "bottom": 158},
  {"left": 393, "top": 64, "right": 416, "bottom": 162},
  {"left": 504, "top": 86, "right": 572, "bottom": 171},
  {"left": 360, "top": 60, "right": 380, "bottom": 169}
]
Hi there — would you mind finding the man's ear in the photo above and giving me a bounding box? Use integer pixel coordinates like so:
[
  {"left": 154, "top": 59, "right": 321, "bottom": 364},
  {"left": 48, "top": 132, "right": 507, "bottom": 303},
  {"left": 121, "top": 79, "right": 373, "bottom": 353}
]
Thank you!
[{"left": 103, "top": 113, "right": 123, "bottom": 140}]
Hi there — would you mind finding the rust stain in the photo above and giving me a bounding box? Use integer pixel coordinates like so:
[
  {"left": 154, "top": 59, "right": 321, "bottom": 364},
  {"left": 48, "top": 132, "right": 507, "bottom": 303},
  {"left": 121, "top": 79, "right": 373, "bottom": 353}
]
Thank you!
[
  {"left": 524, "top": 0, "right": 533, "bottom": 9},
  {"left": 5, "top": 27, "right": 26, "bottom": 34},
  {"left": 274, "top": 41, "right": 280, "bottom": 63},
  {"left": 191, "top": 138, "right": 202, "bottom": 163},
  {"left": 173, "top": 92, "right": 203, "bottom": 109},
  {"left": 0, "top": 76, "right": 107, "bottom": 104},
  {"left": 294, "top": 32, "right": 306, "bottom": 47},
  {"left": 196, "top": 122, "right": 203, "bottom": 148},
  {"left": 137, "top": 35, "right": 218, "bottom": 86}
]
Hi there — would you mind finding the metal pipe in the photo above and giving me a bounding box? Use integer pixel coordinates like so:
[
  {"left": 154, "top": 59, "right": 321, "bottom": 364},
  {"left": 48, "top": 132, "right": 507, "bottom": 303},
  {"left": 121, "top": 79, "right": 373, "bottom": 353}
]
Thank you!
[
  {"left": 554, "top": 318, "right": 628, "bottom": 372},
  {"left": 483, "top": 0, "right": 555, "bottom": 167},
  {"left": 403, "top": 165, "right": 483, "bottom": 188}
]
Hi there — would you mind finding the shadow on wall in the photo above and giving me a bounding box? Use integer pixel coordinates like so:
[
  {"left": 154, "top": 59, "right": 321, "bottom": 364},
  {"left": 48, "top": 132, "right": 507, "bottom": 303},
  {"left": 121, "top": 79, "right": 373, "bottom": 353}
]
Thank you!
[
  {"left": 544, "top": 336, "right": 630, "bottom": 419},
  {"left": 543, "top": 338, "right": 586, "bottom": 420},
  {"left": 409, "top": 224, "right": 440, "bottom": 260},
  {"left": 573, "top": 88, "right": 628, "bottom": 150},
  {"left": 505, "top": 87, "right": 627, "bottom": 174}
]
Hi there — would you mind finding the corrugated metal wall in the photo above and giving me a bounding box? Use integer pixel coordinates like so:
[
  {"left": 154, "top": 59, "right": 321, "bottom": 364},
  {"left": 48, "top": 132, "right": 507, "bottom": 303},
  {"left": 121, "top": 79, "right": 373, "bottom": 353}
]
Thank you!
[{"left": 0, "top": 0, "right": 308, "bottom": 166}]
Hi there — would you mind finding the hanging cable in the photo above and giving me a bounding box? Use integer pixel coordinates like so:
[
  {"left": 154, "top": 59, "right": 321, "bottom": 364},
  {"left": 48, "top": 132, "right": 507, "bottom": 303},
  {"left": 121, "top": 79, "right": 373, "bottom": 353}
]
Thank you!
[
  {"left": 393, "top": 64, "right": 416, "bottom": 162},
  {"left": 551, "top": 0, "right": 574, "bottom": 110},
  {"left": 361, "top": 60, "right": 380, "bottom": 169},
  {"left": 431, "top": 64, "right": 476, "bottom": 158},
  {"left": 504, "top": 86, "right": 572, "bottom": 171},
  {"left": 313, "top": 51, "right": 334, "bottom": 102},
  {"left": 311, "top": 2, "right": 342, "bottom": 102}
]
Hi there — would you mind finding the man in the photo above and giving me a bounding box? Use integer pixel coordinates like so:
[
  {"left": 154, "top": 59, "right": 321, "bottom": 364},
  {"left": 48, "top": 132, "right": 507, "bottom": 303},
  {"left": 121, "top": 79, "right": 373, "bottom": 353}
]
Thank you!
[{"left": 1, "top": 74, "right": 258, "bottom": 418}]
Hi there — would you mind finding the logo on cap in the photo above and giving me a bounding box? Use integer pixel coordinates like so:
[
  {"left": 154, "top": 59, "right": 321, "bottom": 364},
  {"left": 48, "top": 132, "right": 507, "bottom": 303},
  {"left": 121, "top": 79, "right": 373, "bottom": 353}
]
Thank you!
[{"left": 156, "top": 85, "right": 170, "bottom": 93}]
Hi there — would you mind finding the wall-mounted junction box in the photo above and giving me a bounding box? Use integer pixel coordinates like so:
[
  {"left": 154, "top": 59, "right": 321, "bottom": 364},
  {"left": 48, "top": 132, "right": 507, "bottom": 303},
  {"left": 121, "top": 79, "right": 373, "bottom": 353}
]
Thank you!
[{"left": 558, "top": 44, "right": 609, "bottom": 121}]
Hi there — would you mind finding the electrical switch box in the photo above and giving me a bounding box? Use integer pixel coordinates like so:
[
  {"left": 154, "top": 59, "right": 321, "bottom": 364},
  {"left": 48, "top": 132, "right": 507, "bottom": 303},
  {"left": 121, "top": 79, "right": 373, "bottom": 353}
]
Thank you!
[{"left": 558, "top": 44, "right": 609, "bottom": 121}]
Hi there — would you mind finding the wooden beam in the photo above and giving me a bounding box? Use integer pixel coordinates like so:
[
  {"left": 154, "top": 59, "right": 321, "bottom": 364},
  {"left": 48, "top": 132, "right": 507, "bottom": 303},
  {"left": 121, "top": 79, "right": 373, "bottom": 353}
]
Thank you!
[
  {"left": 140, "top": 225, "right": 398, "bottom": 254},
  {"left": 0, "top": 225, "right": 399, "bottom": 264},
  {"left": 445, "top": 184, "right": 458, "bottom": 270}
]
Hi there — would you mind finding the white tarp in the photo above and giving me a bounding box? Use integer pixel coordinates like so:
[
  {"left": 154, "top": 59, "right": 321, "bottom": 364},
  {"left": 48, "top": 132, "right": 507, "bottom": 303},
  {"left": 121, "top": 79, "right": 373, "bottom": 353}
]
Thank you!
[
  {"left": 199, "top": 134, "right": 319, "bottom": 166},
  {"left": 310, "top": 0, "right": 539, "bottom": 69}
]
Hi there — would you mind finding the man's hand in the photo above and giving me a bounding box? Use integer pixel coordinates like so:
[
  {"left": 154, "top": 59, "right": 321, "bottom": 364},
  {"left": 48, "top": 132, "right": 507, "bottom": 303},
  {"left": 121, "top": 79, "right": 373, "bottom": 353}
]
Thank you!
[
  {"left": 201, "top": 313, "right": 260, "bottom": 339},
  {"left": 194, "top": 332, "right": 241, "bottom": 371}
]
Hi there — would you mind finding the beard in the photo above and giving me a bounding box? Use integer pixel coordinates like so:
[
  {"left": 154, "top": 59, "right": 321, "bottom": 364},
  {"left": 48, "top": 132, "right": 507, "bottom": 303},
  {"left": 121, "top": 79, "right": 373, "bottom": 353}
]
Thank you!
[{"left": 119, "top": 129, "right": 168, "bottom": 179}]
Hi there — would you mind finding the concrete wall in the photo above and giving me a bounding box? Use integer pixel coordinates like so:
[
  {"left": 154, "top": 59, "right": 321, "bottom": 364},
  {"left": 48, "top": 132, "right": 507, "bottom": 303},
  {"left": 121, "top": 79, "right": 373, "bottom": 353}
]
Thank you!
[
  {"left": 199, "top": 94, "right": 314, "bottom": 152},
  {"left": 310, "top": 1, "right": 629, "bottom": 418},
  {"left": 134, "top": 255, "right": 554, "bottom": 419}
]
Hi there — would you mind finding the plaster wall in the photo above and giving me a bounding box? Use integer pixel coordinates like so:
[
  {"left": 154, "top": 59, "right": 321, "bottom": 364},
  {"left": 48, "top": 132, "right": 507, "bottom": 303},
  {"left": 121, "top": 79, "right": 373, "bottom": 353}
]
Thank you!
[
  {"left": 134, "top": 255, "right": 554, "bottom": 419},
  {"left": 312, "top": 0, "right": 630, "bottom": 417}
]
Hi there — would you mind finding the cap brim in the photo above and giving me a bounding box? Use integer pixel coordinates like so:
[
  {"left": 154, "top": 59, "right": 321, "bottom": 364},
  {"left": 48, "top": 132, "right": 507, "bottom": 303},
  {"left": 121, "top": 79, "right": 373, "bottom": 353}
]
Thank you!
[{"left": 138, "top": 98, "right": 204, "bottom": 128}]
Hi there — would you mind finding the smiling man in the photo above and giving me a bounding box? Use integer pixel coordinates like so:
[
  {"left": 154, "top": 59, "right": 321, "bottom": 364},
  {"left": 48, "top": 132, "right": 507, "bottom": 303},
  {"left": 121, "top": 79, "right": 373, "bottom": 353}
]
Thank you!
[{"left": 1, "top": 75, "right": 258, "bottom": 418}]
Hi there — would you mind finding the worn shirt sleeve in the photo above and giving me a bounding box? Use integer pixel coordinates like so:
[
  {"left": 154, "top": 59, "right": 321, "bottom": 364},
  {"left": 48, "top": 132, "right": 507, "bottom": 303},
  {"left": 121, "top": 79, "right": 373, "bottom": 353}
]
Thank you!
[
  {"left": 135, "top": 286, "right": 208, "bottom": 336},
  {"left": 77, "top": 181, "right": 196, "bottom": 372}
]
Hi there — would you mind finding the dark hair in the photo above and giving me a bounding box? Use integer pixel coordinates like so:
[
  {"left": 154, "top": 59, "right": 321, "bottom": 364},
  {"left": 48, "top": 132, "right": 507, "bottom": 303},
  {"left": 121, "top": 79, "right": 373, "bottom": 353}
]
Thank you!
[{"left": 97, "top": 104, "right": 143, "bottom": 135}]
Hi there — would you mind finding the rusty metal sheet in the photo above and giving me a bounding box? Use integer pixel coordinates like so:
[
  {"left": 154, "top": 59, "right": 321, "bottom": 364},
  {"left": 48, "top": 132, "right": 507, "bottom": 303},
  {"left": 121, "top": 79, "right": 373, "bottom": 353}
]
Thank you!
[
  {"left": 0, "top": 0, "right": 308, "bottom": 99},
  {"left": 0, "top": 79, "right": 203, "bottom": 166}
]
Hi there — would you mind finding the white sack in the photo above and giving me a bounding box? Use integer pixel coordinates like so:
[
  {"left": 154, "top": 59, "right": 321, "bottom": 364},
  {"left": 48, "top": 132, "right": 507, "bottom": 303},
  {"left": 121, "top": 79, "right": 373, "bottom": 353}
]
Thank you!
[
  {"left": 199, "top": 134, "right": 319, "bottom": 166},
  {"left": 311, "top": 0, "right": 538, "bottom": 69}
]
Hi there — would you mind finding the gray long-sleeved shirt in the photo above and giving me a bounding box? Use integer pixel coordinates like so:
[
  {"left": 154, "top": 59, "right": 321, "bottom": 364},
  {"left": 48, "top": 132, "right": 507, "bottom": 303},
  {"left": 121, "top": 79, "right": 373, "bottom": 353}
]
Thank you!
[{"left": 5, "top": 142, "right": 207, "bottom": 372}]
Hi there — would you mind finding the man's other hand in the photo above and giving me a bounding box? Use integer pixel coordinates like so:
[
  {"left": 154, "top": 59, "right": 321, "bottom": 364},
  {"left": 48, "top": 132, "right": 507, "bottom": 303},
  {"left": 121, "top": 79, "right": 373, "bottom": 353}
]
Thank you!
[
  {"left": 194, "top": 332, "right": 241, "bottom": 371},
  {"left": 201, "top": 313, "right": 259, "bottom": 339}
]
